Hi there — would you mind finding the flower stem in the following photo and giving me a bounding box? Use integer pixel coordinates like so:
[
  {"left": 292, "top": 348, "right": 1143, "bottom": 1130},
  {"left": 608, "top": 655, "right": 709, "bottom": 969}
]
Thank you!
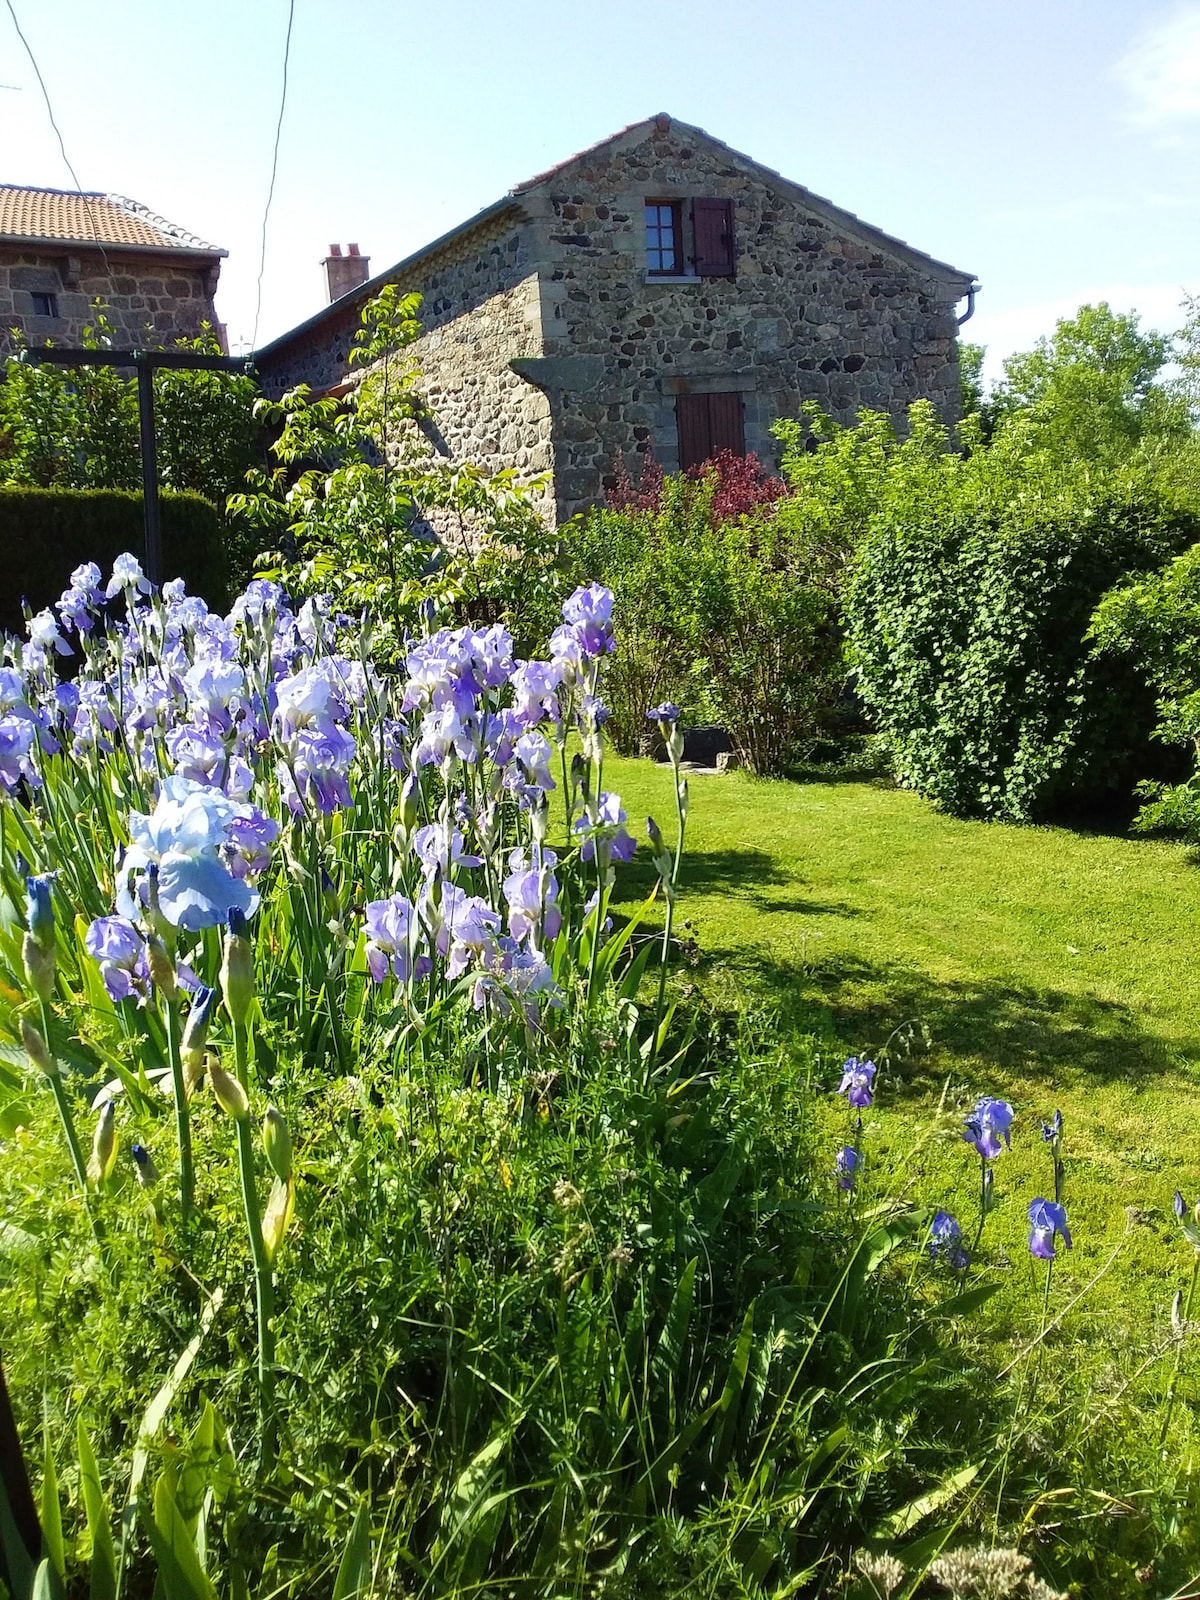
[
  {"left": 165, "top": 997, "right": 193, "bottom": 1226},
  {"left": 233, "top": 1024, "right": 276, "bottom": 1469},
  {"left": 651, "top": 757, "right": 688, "bottom": 1063},
  {"left": 1159, "top": 1251, "right": 1200, "bottom": 1448},
  {"left": 39, "top": 1002, "right": 87, "bottom": 1193}
]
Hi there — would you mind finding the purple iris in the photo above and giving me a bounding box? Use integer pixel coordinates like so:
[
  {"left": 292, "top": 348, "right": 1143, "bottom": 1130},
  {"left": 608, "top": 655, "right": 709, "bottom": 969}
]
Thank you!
[
  {"left": 647, "top": 702, "right": 682, "bottom": 724},
  {"left": 575, "top": 792, "right": 637, "bottom": 863},
  {"left": 837, "top": 1057, "right": 876, "bottom": 1111},
  {"left": 929, "top": 1211, "right": 970, "bottom": 1270},
  {"left": 834, "top": 1146, "right": 859, "bottom": 1191},
  {"left": 85, "top": 915, "right": 150, "bottom": 1004},
  {"left": 561, "top": 583, "right": 615, "bottom": 657},
  {"left": 964, "top": 1097, "right": 1014, "bottom": 1160},
  {"left": 364, "top": 894, "right": 421, "bottom": 983},
  {"left": 1028, "top": 1198, "right": 1072, "bottom": 1259}
]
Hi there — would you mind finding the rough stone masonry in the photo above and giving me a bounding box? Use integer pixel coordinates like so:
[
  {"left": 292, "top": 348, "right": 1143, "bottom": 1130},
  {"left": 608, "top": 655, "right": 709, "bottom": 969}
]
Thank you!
[{"left": 256, "top": 116, "right": 975, "bottom": 526}]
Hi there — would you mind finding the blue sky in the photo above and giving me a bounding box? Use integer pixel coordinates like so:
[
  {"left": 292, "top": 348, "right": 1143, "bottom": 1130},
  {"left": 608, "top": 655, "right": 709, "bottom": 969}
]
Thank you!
[{"left": 2, "top": 0, "right": 1197, "bottom": 378}]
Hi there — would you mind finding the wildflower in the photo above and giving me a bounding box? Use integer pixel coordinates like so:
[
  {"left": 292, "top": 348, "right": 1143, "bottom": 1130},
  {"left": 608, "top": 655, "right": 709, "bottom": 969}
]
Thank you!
[
  {"left": 105, "top": 552, "right": 151, "bottom": 599},
  {"left": 964, "top": 1097, "right": 1014, "bottom": 1160},
  {"left": 574, "top": 792, "right": 637, "bottom": 864},
  {"left": 561, "top": 583, "right": 615, "bottom": 657},
  {"left": 1173, "top": 1190, "right": 1200, "bottom": 1248},
  {"left": 363, "top": 894, "right": 421, "bottom": 983},
  {"left": 85, "top": 916, "right": 150, "bottom": 1004},
  {"left": 835, "top": 1146, "right": 859, "bottom": 1190},
  {"left": 929, "top": 1210, "right": 970, "bottom": 1270},
  {"left": 837, "top": 1056, "right": 876, "bottom": 1110},
  {"left": 119, "top": 775, "right": 258, "bottom": 930},
  {"left": 1028, "top": 1198, "right": 1072, "bottom": 1259}
]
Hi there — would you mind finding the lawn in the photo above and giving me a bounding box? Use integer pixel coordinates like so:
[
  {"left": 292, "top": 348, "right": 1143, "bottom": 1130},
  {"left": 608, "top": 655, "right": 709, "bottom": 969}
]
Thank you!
[{"left": 605, "top": 756, "right": 1200, "bottom": 1354}]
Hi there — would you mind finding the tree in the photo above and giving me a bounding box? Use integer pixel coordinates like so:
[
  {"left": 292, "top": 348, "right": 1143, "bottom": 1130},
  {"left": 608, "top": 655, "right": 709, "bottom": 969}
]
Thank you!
[{"left": 990, "top": 302, "right": 1188, "bottom": 463}]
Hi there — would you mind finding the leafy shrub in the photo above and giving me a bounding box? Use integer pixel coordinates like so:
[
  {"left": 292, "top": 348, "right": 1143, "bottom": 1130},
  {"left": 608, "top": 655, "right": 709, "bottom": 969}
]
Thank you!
[
  {"left": 1090, "top": 539, "right": 1200, "bottom": 837},
  {"left": 844, "top": 405, "right": 1196, "bottom": 820},
  {"left": 0, "top": 315, "right": 259, "bottom": 504},
  {"left": 571, "top": 454, "right": 846, "bottom": 773},
  {"left": 0, "top": 486, "right": 226, "bottom": 628}
]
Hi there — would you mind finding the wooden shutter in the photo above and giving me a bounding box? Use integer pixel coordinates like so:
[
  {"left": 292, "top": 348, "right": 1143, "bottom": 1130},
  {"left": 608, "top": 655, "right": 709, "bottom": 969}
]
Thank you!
[
  {"left": 693, "top": 198, "right": 735, "bottom": 277},
  {"left": 676, "top": 393, "right": 710, "bottom": 470},
  {"left": 676, "top": 392, "right": 745, "bottom": 470},
  {"left": 706, "top": 392, "right": 745, "bottom": 457}
]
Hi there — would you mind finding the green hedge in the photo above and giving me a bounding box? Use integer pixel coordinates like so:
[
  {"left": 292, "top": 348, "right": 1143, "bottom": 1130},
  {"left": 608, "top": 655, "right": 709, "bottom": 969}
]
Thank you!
[{"left": 0, "top": 487, "right": 227, "bottom": 635}]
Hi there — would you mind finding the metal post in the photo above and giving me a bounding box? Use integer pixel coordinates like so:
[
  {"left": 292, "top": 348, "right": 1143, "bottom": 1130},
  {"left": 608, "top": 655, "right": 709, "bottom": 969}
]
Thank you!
[{"left": 134, "top": 353, "right": 162, "bottom": 587}]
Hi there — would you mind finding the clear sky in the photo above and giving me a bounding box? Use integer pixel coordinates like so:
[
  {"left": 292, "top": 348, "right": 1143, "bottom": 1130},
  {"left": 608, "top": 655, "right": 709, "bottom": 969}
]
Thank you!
[{"left": 2, "top": 0, "right": 1197, "bottom": 380}]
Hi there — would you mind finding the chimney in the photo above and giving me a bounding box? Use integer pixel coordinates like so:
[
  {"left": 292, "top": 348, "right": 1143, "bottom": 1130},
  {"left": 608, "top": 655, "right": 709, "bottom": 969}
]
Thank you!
[{"left": 321, "top": 242, "right": 370, "bottom": 303}]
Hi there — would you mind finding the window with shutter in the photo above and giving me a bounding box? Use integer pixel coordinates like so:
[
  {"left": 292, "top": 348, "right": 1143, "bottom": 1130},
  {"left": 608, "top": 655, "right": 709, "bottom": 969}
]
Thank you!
[
  {"left": 676, "top": 392, "right": 745, "bottom": 470},
  {"left": 692, "top": 198, "right": 735, "bottom": 277}
]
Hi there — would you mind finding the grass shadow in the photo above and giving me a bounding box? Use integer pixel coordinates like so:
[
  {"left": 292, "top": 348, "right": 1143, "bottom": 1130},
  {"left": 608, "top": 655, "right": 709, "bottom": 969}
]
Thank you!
[{"left": 687, "top": 943, "right": 1196, "bottom": 1097}]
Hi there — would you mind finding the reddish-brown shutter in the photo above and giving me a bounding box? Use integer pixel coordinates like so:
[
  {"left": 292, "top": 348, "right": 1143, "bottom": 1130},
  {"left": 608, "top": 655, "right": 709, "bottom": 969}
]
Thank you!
[
  {"left": 693, "top": 198, "right": 735, "bottom": 277},
  {"left": 677, "top": 392, "right": 745, "bottom": 469},
  {"left": 706, "top": 391, "right": 745, "bottom": 456},
  {"left": 676, "top": 393, "right": 710, "bottom": 470}
]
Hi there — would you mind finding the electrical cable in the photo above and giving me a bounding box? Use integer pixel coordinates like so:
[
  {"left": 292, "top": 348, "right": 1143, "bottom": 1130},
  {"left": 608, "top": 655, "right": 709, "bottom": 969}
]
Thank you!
[
  {"left": 251, "top": 0, "right": 296, "bottom": 351},
  {"left": 3, "top": 0, "right": 110, "bottom": 273}
]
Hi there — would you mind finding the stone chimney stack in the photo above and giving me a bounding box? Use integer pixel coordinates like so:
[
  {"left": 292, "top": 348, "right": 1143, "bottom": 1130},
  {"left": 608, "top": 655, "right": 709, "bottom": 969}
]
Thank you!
[{"left": 321, "top": 243, "right": 370, "bottom": 303}]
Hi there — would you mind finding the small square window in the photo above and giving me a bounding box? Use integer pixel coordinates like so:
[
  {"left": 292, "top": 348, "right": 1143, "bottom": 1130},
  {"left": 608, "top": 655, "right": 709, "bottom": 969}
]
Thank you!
[
  {"left": 645, "top": 202, "right": 682, "bottom": 275},
  {"left": 31, "top": 292, "right": 58, "bottom": 318}
]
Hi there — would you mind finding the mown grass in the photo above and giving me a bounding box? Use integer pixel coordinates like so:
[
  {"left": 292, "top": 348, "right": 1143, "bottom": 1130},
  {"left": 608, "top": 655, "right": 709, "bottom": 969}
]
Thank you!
[{"left": 603, "top": 756, "right": 1200, "bottom": 1388}]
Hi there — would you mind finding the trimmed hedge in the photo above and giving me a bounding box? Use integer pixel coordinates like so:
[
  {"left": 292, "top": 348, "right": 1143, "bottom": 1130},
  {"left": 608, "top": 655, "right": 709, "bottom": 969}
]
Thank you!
[{"left": 0, "top": 487, "right": 227, "bottom": 635}]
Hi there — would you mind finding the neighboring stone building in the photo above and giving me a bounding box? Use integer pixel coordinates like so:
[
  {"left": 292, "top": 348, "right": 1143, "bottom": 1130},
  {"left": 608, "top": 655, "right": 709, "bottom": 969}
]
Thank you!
[
  {"left": 255, "top": 115, "right": 976, "bottom": 525},
  {"left": 0, "top": 187, "right": 226, "bottom": 353}
]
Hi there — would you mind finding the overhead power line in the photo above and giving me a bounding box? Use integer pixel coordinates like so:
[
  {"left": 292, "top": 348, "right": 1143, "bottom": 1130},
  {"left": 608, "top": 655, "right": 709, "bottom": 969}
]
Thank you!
[
  {"left": 3, "top": 0, "right": 108, "bottom": 268},
  {"left": 251, "top": 0, "right": 297, "bottom": 351}
]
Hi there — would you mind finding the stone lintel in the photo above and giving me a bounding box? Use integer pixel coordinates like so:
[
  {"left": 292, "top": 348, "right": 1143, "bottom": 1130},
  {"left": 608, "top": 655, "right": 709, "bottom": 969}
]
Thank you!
[
  {"left": 510, "top": 354, "right": 604, "bottom": 391},
  {"left": 663, "top": 369, "right": 758, "bottom": 396}
]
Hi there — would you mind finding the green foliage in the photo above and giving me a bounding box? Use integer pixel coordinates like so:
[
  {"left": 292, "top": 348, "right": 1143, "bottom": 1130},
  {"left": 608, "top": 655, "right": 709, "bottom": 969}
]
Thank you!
[
  {"left": 843, "top": 402, "right": 1196, "bottom": 820},
  {"left": 0, "top": 313, "right": 259, "bottom": 507},
  {"left": 0, "top": 487, "right": 226, "bottom": 628},
  {"left": 1090, "top": 539, "right": 1200, "bottom": 837},
  {"left": 234, "top": 286, "right": 551, "bottom": 658},
  {"left": 990, "top": 301, "right": 1190, "bottom": 465},
  {"left": 570, "top": 455, "right": 847, "bottom": 774}
]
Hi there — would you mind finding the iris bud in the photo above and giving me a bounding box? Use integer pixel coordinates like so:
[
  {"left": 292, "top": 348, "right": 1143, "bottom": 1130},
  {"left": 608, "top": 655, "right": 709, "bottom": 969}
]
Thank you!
[
  {"left": 86, "top": 1100, "right": 118, "bottom": 1188},
  {"left": 678, "top": 777, "right": 690, "bottom": 823},
  {"left": 21, "top": 932, "right": 55, "bottom": 1004},
  {"left": 399, "top": 774, "right": 420, "bottom": 837},
  {"left": 145, "top": 934, "right": 176, "bottom": 1001},
  {"left": 261, "top": 1175, "right": 295, "bottom": 1265},
  {"left": 24, "top": 875, "right": 55, "bottom": 956},
  {"left": 131, "top": 1142, "right": 160, "bottom": 1188},
  {"left": 667, "top": 726, "right": 685, "bottom": 766},
  {"left": 221, "top": 909, "right": 254, "bottom": 1027},
  {"left": 20, "top": 1016, "right": 58, "bottom": 1078},
  {"left": 262, "top": 1104, "right": 293, "bottom": 1183},
  {"left": 531, "top": 794, "right": 550, "bottom": 844},
  {"left": 180, "top": 986, "right": 217, "bottom": 1093},
  {"left": 208, "top": 1056, "right": 250, "bottom": 1121}
]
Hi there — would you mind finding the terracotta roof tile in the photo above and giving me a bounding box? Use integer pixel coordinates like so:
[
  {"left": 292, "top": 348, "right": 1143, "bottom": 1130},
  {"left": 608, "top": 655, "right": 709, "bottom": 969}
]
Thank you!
[{"left": 0, "top": 187, "right": 224, "bottom": 253}]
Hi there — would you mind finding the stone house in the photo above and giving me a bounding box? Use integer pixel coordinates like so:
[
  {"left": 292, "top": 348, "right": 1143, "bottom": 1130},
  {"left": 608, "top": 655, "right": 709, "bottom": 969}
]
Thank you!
[
  {"left": 0, "top": 187, "right": 226, "bottom": 354},
  {"left": 255, "top": 115, "right": 976, "bottom": 525}
]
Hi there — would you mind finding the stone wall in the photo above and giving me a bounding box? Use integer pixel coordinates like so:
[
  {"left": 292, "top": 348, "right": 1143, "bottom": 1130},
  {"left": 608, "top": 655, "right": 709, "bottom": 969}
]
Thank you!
[
  {"left": 516, "top": 122, "right": 968, "bottom": 520},
  {"left": 256, "top": 121, "right": 971, "bottom": 528},
  {"left": 259, "top": 212, "right": 555, "bottom": 524},
  {"left": 0, "top": 247, "right": 222, "bottom": 354}
]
